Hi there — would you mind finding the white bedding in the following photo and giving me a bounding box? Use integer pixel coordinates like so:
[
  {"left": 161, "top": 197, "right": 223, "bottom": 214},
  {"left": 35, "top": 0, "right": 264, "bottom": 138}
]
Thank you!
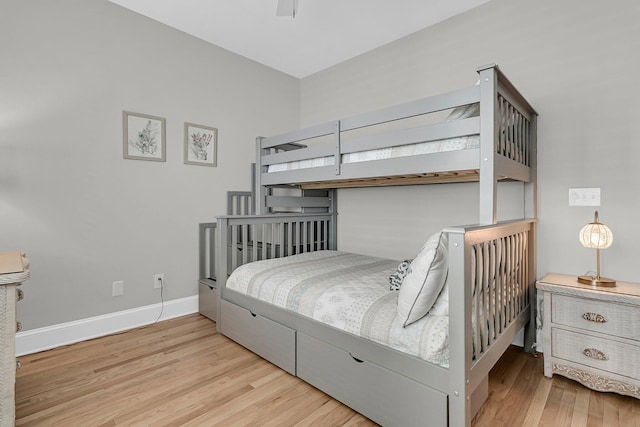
[
  {"left": 225, "top": 250, "right": 450, "bottom": 367},
  {"left": 267, "top": 135, "right": 479, "bottom": 172}
]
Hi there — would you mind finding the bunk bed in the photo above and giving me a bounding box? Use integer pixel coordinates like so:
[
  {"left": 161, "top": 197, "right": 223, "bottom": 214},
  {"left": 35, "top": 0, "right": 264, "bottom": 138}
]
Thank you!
[{"left": 205, "top": 64, "right": 538, "bottom": 427}]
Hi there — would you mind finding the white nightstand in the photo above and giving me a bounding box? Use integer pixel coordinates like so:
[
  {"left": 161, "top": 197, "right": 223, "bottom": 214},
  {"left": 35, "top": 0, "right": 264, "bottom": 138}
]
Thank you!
[{"left": 536, "top": 273, "right": 640, "bottom": 399}]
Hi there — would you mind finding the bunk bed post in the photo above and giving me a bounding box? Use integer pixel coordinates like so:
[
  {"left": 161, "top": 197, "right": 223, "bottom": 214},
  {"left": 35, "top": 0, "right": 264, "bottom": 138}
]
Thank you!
[
  {"left": 255, "top": 137, "right": 266, "bottom": 215},
  {"left": 328, "top": 188, "right": 337, "bottom": 250},
  {"left": 215, "top": 216, "right": 229, "bottom": 323},
  {"left": 250, "top": 162, "right": 256, "bottom": 215},
  {"left": 525, "top": 221, "right": 538, "bottom": 354},
  {"left": 334, "top": 120, "right": 341, "bottom": 175},
  {"left": 446, "top": 228, "right": 473, "bottom": 427},
  {"left": 524, "top": 114, "right": 538, "bottom": 354},
  {"left": 525, "top": 111, "right": 538, "bottom": 221},
  {"left": 477, "top": 65, "right": 499, "bottom": 225}
]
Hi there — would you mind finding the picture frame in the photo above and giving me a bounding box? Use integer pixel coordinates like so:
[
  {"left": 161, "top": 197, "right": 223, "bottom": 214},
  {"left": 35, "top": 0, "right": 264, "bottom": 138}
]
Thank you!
[
  {"left": 122, "top": 111, "right": 166, "bottom": 162},
  {"left": 184, "top": 122, "right": 217, "bottom": 167}
]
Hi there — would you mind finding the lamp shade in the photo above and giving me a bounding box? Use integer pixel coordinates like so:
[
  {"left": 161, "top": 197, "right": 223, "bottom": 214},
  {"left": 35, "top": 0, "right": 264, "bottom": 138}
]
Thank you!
[
  {"left": 579, "top": 212, "right": 613, "bottom": 249},
  {"left": 579, "top": 222, "right": 613, "bottom": 248}
]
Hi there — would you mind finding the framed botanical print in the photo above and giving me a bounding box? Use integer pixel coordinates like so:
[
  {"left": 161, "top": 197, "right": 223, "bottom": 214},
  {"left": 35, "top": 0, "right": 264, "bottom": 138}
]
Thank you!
[
  {"left": 123, "top": 111, "right": 166, "bottom": 162},
  {"left": 184, "top": 122, "right": 217, "bottom": 167}
]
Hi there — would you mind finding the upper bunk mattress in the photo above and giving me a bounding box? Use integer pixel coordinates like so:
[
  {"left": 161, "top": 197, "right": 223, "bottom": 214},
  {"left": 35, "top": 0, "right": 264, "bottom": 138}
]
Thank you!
[
  {"left": 225, "top": 250, "right": 449, "bottom": 367},
  {"left": 266, "top": 135, "right": 479, "bottom": 173}
]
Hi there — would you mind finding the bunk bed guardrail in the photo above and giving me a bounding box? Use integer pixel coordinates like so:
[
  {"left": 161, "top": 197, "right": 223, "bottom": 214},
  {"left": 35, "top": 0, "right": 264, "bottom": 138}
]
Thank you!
[
  {"left": 215, "top": 212, "right": 336, "bottom": 286},
  {"left": 256, "top": 65, "right": 535, "bottom": 190}
]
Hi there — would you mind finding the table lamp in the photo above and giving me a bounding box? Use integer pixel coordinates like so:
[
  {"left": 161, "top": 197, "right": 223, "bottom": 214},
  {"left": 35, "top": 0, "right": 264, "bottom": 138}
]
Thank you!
[{"left": 578, "top": 211, "right": 615, "bottom": 287}]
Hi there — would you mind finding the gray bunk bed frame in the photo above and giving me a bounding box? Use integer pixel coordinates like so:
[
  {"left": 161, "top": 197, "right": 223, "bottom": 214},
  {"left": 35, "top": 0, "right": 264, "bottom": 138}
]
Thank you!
[{"left": 208, "top": 64, "right": 538, "bottom": 427}]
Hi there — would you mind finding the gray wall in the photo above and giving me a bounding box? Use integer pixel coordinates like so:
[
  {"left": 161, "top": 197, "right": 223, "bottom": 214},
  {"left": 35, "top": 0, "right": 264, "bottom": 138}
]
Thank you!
[
  {"left": 300, "top": 0, "right": 640, "bottom": 282},
  {"left": 3, "top": 0, "right": 640, "bottom": 333},
  {"left": 0, "top": 0, "right": 299, "bottom": 329}
]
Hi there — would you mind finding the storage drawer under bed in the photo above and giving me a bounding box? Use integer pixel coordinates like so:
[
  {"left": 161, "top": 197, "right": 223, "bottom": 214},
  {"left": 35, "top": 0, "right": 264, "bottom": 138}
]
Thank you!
[
  {"left": 297, "top": 332, "right": 447, "bottom": 427},
  {"left": 219, "top": 299, "right": 296, "bottom": 375}
]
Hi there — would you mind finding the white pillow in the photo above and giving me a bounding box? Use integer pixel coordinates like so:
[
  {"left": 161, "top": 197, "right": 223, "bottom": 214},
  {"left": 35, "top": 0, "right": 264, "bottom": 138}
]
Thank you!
[
  {"left": 397, "top": 231, "right": 449, "bottom": 327},
  {"left": 428, "top": 280, "right": 449, "bottom": 316}
]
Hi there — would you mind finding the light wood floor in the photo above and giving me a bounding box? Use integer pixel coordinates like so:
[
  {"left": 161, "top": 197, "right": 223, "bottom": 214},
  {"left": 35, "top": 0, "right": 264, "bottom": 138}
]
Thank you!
[{"left": 15, "top": 314, "right": 640, "bottom": 426}]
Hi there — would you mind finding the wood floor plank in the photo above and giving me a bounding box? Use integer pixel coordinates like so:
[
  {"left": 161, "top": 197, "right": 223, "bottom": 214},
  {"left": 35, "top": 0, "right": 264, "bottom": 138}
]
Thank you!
[
  {"left": 15, "top": 314, "right": 640, "bottom": 426},
  {"left": 571, "top": 385, "right": 591, "bottom": 427},
  {"left": 522, "top": 373, "right": 553, "bottom": 426},
  {"left": 618, "top": 394, "right": 640, "bottom": 427}
]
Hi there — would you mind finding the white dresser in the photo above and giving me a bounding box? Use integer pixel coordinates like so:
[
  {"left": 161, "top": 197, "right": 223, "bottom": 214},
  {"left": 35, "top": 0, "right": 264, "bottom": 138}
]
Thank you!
[
  {"left": 537, "top": 273, "right": 640, "bottom": 399},
  {"left": 0, "top": 252, "right": 30, "bottom": 427}
]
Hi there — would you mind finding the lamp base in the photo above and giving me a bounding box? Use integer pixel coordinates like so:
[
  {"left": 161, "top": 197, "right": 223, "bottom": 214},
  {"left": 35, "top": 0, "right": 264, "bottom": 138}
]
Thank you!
[{"left": 577, "top": 275, "right": 616, "bottom": 287}]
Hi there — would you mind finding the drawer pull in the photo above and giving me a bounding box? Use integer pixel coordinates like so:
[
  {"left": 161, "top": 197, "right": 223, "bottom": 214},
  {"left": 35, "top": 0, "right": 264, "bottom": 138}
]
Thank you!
[
  {"left": 16, "top": 321, "right": 22, "bottom": 332},
  {"left": 17, "top": 289, "right": 24, "bottom": 301},
  {"left": 249, "top": 311, "right": 257, "bottom": 318},
  {"left": 349, "top": 353, "right": 364, "bottom": 363},
  {"left": 16, "top": 359, "right": 22, "bottom": 370},
  {"left": 583, "top": 348, "right": 608, "bottom": 361},
  {"left": 582, "top": 312, "right": 607, "bottom": 323}
]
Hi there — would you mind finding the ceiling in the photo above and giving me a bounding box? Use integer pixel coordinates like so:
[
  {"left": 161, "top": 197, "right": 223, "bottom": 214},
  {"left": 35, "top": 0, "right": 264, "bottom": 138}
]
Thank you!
[{"left": 108, "top": 0, "right": 490, "bottom": 79}]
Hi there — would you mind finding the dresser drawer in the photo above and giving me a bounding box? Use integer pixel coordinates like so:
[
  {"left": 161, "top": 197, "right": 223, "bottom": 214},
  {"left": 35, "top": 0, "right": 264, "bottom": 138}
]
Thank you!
[
  {"left": 551, "top": 294, "right": 640, "bottom": 340},
  {"left": 551, "top": 328, "right": 640, "bottom": 380}
]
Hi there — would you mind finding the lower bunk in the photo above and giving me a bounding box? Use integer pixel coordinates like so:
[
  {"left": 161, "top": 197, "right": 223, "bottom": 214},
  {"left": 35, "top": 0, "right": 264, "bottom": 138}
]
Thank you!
[{"left": 214, "top": 215, "right": 536, "bottom": 427}]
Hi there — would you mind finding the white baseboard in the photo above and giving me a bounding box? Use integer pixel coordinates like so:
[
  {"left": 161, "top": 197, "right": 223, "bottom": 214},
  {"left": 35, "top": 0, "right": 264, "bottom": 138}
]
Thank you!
[{"left": 16, "top": 296, "right": 199, "bottom": 356}]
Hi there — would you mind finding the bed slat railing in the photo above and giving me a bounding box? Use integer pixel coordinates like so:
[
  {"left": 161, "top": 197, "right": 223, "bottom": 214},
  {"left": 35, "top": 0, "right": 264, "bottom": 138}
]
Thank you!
[
  {"left": 446, "top": 219, "right": 535, "bottom": 427},
  {"left": 497, "top": 94, "right": 531, "bottom": 167},
  {"left": 216, "top": 213, "right": 336, "bottom": 291},
  {"left": 470, "top": 229, "right": 529, "bottom": 355},
  {"left": 227, "top": 191, "right": 253, "bottom": 215}
]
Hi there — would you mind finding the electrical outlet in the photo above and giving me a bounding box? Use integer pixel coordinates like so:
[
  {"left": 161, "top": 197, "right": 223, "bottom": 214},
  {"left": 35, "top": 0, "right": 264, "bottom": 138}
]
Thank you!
[
  {"left": 154, "top": 274, "right": 164, "bottom": 289},
  {"left": 112, "top": 281, "right": 124, "bottom": 297}
]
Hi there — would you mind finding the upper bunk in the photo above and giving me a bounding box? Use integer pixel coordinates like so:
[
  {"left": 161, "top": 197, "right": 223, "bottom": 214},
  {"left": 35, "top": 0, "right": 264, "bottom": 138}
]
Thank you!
[{"left": 255, "top": 64, "right": 538, "bottom": 224}]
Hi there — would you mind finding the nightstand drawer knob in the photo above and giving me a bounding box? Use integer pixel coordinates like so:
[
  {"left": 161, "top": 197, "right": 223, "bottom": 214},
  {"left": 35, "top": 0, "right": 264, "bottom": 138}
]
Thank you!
[
  {"left": 17, "top": 289, "right": 24, "bottom": 301},
  {"left": 16, "top": 321, "right": 22, "bottom": 332},
  {"left": 582, "top": 312, "right": 607, "bottom": 323},
  {"left": 583, "top": 348, "right": 608, "bottom": 361}
]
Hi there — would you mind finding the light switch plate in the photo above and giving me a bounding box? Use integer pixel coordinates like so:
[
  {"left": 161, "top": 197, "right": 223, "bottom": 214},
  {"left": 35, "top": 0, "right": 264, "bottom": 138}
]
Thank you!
[{"left": 569, "top": 188, "right": 600, "bottom": 206}]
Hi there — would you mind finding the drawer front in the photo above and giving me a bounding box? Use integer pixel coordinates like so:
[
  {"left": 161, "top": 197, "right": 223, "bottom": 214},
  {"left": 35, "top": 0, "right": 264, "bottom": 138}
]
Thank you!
[
  {"left": 552, "top": 328, "right": 640, "bottom": 380},
  {"left": 297, "top": 332, "right": 447, "bottom": 427},
  {"left": 551, "top": 294, "right": 640, "bottom": 340},
  {"left": 219, "top": 299, "right": 296, "bottom": 375},
  {"left": 198, "top": 280, "right": 218, "bottom": 322}
]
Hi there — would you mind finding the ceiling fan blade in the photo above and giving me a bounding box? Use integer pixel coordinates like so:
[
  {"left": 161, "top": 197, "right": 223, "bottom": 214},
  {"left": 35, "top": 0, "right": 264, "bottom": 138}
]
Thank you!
[{"left": 276, "top": 0, "right": 298, "bottom": 18}]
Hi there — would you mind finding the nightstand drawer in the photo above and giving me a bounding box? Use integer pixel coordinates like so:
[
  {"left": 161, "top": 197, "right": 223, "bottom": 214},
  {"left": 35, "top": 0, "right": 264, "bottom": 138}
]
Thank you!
[
  {"left": 552, "top": 328, "right": 640, "bottom": 380},
  {"left": 551, "top": 294, "right": 640, "bottom": 340}
]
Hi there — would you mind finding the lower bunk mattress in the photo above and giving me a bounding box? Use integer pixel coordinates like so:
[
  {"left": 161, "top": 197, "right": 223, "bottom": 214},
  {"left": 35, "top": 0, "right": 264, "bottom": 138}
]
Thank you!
[{"left": 225, "top": 250, "right": 450, "bottom": 367}]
